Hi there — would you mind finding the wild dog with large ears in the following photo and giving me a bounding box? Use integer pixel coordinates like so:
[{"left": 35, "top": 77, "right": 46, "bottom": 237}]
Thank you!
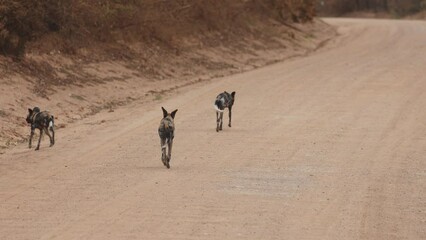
[
  {"left": 26, "top": 107, "right": 55, "bottom": 151},
  {"left": 158, "top": 107, "right": 178, "bottom": 168},
  {"left": 214, "top": 91, "right": 235, "bottom": 132}
]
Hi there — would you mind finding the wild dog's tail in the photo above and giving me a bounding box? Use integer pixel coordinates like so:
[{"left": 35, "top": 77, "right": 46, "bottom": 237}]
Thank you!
[
  {"left": 162, "top": 138, "right": 170, "bottom": 149},
  {"left": 214, "top": 100, "right": 224, "bottom": 113},
  {"left": 49, "top": 115, "right": 55, "bottom": 130},
  {"left": 160, "top": 131, "right": 173, "bottom": 149},
  {"left": 162, "top": 135, "right": 174, "bottom": 149}
]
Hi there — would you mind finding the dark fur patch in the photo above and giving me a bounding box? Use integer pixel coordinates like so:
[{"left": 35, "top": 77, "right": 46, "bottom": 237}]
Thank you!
[{"left": 214, "top": 91, "right": 235, "bottom": 110}]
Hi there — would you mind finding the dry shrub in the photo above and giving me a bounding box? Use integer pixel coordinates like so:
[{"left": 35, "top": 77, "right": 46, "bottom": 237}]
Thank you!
[
  {"left": 0, "top": 0, "right": 315, "bottom": 57},
  {"left": 317, "top": 0, "right": 424, "bottom": 17}
]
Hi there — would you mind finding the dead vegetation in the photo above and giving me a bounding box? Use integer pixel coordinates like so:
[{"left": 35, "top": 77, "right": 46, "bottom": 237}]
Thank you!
[
  {"left": 0, "top": 0, "right": 315, "bottom": 57},
  {"left": 0, "top": 0, "right": 320, "bottom": 97},
  {"left": 0, "top": 0, "right": 324, "bottom": 101},
  {"left": 317, "top": 0, "right": 426, "bottom": 17}
]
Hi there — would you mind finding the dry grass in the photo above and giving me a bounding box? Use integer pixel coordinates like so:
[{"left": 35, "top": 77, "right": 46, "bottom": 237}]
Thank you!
[
  {"left": 0, "top": 0, "right": 315, "bottom": 57},
  {"left": 317, "top": 0, "right": 426, "bottom": 17}
]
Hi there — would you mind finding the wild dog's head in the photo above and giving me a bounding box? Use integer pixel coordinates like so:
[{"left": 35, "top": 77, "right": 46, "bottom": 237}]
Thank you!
[
  {"left": 224, "top": 91, "right": 236, "bottom": 107},
  {"left": 26, "top": 107, "right": 41, "bottom": 124},
  {"left": 160, "top": 107, "right": 178, "bottom": 129}
]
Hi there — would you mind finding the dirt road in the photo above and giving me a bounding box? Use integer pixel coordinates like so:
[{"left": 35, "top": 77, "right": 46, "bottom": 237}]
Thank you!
[{"left": 1, "top": 18, "right": 425, "bottom": 239}]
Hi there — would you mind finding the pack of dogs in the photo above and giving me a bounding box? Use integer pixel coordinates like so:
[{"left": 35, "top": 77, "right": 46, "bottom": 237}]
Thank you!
[{"left": 26, "top": 90, "right": 235, "bottom": 169}]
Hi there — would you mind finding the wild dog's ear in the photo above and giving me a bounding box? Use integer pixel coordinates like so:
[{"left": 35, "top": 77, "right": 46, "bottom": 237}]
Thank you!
[
  {"left": 170, "top": 109, "right": 178, "bottom": 119},
  {"left": 161, "top": 107, "right": 168, "bottom": 118},
  {"left": 28, "top": 108, "right": 33, "bottom": 114},
  {"left": 231, "top": 91, "right": 236, "bottom": 98}
]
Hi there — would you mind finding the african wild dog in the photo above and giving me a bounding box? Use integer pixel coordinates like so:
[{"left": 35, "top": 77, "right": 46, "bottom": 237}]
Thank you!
[
  {"left": 158, "top": 107, "right": 178, "bottom": 169},
  {"left": 26, "top": 107, "right": 55, "bottom": 151},
  {"left": 214, "top": 91, "right": 235, "bottom": 132}
]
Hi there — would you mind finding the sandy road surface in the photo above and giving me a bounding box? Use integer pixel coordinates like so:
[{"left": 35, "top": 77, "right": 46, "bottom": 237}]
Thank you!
[{"left": 1, "top": 18, "right": 426, "bottom": 239}]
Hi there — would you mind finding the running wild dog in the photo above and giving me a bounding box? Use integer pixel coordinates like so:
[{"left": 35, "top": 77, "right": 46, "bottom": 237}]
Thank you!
[
  {"left": 158, "top": 107, "right": 178, "bottom": 169},
  {"left": 26, "top": 107, "right": 55, "bottom": 151},
  {"left": 214, "top": 91, "right": 235, "bottom": 132}
]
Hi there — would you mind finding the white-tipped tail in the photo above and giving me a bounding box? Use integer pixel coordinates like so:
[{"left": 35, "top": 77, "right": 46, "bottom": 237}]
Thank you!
[{"left": 214, "top": 104, "right": 224, "bottom": 113}]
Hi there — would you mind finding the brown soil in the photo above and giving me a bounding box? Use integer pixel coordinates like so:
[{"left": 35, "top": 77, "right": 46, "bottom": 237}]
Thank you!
[
  {"left": 0, "top": 18, "right": 425, "bottom": 239},
  {"left": 340, "top": 10, "right": 426, "bottom": 20},
  {"left": 340, "top": 11, "right": 394, "bottom": 19}
]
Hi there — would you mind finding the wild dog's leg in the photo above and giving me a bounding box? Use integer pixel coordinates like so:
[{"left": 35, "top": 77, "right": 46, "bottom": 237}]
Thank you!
[
  {"left": 49, "top": 119, "right": 55, "bottom": 145},
  {"left": 216, "top": 111, "right": 220, "bottom": 132},
  {"left": 50, "top": 126, "right": 55, "bottom": 145},
  {"left": 161, "top": 138, "right": 167, "bottom": 166},
  {"left": 35, "top": 129, "right": 43, "bottom": 151},
  {"left": 166, "top": 139, "right": 172, "bottom": 169},
  {"left": 44, "top": 127, "right": 53, "bottom": 147},
  {"left": 219, "top": 112, "right": 223, "bottom": 131},
  {"left": 29, "top": 127, "right": 35, "bottom": 148},
  {"left": 228, "top": 107, "right": 232, "bottom": 127}
]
